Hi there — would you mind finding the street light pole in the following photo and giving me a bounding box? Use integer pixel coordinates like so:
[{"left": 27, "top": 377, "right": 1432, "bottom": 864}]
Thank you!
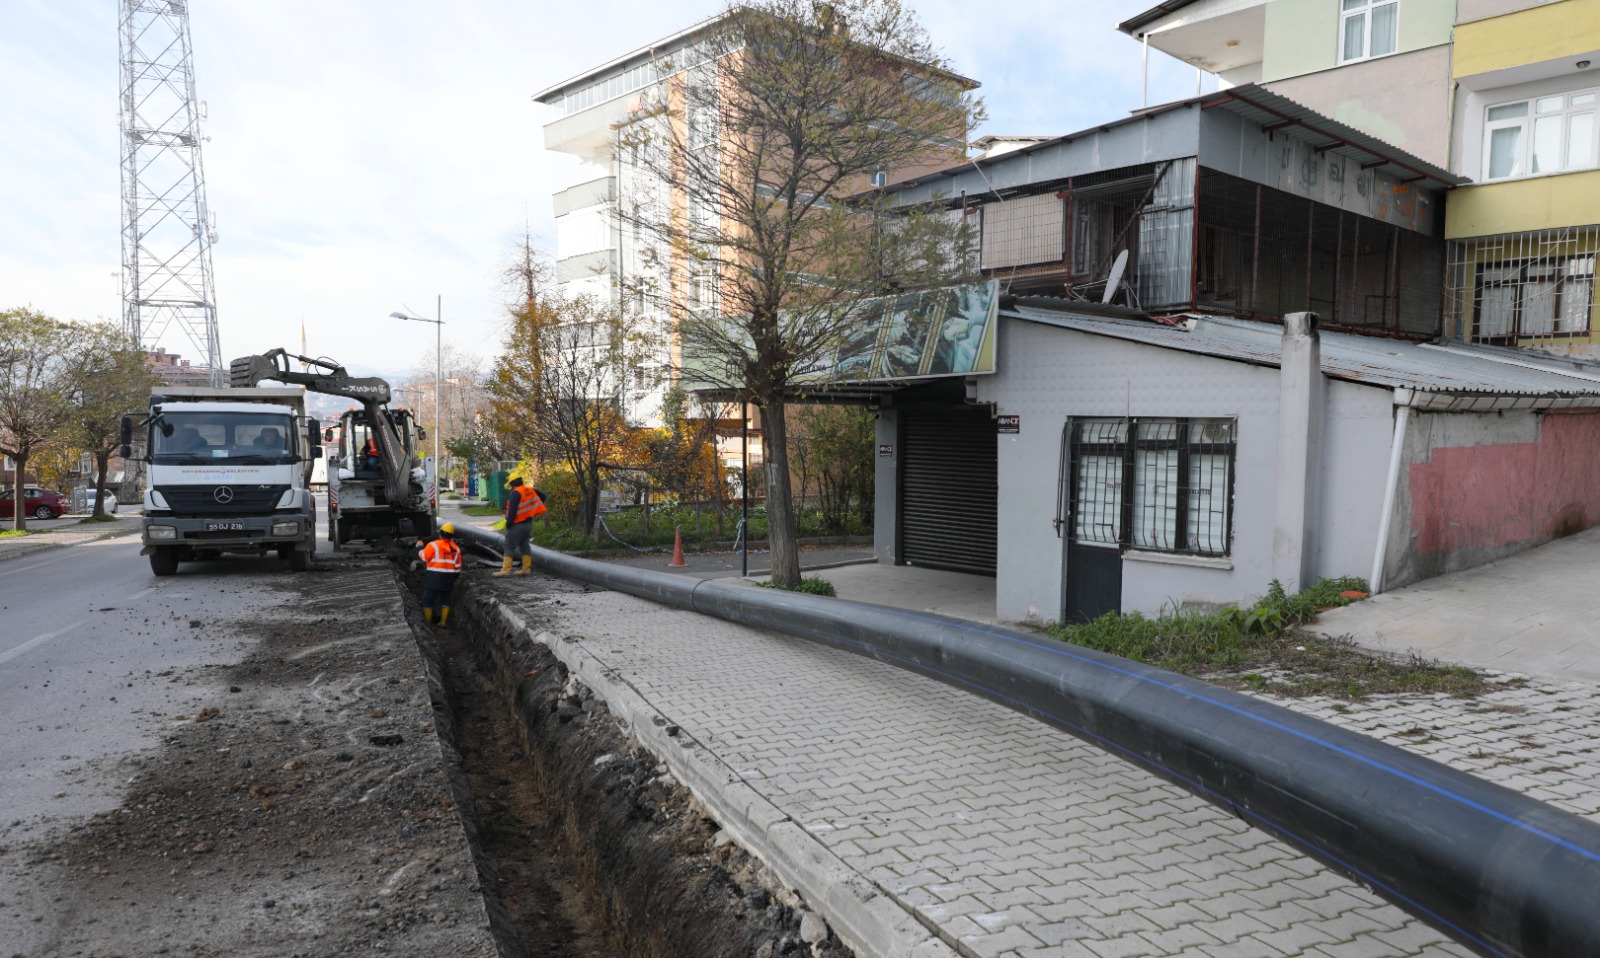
[{"left": 389, "top": 296, "right": 443, "bottom": 522}]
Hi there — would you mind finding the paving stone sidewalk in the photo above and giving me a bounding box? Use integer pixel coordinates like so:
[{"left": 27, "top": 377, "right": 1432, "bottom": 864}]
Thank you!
[
  {"left": 0, "top": 516, "right": 142, "bottom": 562},
  {"left": 499, "top": 585, "right": 1506, "bottom": 958}
]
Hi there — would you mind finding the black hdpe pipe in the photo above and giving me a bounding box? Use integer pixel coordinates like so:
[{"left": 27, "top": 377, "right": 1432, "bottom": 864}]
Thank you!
[{"left": 452, "top": 525, "right": 1600, "bottom": 958}]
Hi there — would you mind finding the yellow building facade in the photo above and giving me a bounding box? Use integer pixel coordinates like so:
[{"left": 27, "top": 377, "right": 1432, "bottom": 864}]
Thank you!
[{"left": 1445, "top": 0, "right": 1600, "bottom": 353}]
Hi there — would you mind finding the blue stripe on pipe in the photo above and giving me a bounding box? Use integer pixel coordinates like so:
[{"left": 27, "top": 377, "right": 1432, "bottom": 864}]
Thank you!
[{"left": 451, "top": 527, "right": 1600, "bottom": 957}]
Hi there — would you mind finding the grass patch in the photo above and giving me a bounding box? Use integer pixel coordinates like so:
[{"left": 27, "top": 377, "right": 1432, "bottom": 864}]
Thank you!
[
  {"left": 1044, "top": 576, "right": 1496, "bottom": 699},
  {"left": 78, "top": 514, "right": 119, "bottom": 523},
  {"left": 0, "top": 528, "right": 35, "bottom": 538},
  {"left": 757, "top": 575, "right": 837, "bottom": 597},
  {"left": 459, "top": 505, "right": 501, "bottom": 517}
]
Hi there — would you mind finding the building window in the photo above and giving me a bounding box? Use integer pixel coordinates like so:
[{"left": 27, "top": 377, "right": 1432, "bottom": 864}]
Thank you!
[
  {"left": 688, "top": 267, "right": 718, "bottom": 314},
  {"left": 1062, "top": 417, "right": 1235, "bottom": 557},
  {"left": 1483, "top": 88, "right": 1599, "bottom": 181},
  {"left": 1339, "top": 0, "right": 1398, "bottom": 64},
  {"left": 688, "top": 96, "right": 718, "bottom": 152},
  {"left": 1474, "top": 256, "right": 1595, "bottom": 341}
]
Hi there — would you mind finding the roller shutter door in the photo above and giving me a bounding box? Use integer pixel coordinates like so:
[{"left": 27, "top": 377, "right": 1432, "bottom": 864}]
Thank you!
[{"left": 899, "top": 410, "right": 997, "bottom": 574}]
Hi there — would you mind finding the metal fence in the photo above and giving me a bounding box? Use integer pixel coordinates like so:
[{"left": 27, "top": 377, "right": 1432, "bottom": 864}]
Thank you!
[
  {"left": 1445, "top": 223, "right": 1600, "bottom": 355},
  {"left": 973, "top": 161, "right": 1446, "bottom": 336}
]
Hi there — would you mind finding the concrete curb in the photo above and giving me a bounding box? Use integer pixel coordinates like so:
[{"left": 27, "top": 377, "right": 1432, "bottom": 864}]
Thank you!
[
  {"left": 486, "top": 598, "right": 958, "bottom": 958},
  {"left": 0, "top": 524, "right": 143, "bottom": 563}
]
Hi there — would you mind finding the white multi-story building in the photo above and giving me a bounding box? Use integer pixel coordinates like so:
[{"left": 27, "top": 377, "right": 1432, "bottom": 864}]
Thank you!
[{"left": 533, "top": 21, "right": 721, "bottom": 426}]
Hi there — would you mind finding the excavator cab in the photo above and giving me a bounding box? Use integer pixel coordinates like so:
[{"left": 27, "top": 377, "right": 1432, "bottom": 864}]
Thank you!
[{"left": 228, "top": 347, "right": 434, "bottom": 548}]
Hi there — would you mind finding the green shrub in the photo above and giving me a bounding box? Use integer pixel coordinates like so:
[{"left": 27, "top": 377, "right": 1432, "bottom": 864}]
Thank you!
[
  {"left": 1045, "top": 576, "right": 1370, "bottom": 671},
  {"left": 758, "top": 575, "right": 837, "bottom": 597}
]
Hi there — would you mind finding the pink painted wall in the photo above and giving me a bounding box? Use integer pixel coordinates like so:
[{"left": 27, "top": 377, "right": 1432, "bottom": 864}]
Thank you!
[{"left": 1408, "top": 412, "right": 1600, "bottom": 557}]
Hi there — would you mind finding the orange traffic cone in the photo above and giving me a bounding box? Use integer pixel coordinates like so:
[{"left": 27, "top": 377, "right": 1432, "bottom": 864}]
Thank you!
[{"left": 669, "top": 526, "right": 687, "bottom": 568}]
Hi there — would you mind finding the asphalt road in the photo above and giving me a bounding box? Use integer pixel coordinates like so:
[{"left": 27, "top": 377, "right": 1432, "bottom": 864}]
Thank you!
[{"left": 0, "top": 535, "right": 298, "bottom": 847}]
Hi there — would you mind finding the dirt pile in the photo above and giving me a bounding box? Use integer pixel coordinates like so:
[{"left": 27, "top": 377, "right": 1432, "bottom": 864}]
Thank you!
[{"left": 3, "top": 560, "right": 495, "bottom": 958}]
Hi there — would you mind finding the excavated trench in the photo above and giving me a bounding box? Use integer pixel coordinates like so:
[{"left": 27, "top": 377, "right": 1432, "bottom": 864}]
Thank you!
[{"left": 400, "top": 564, "right": 853, "bottom": 958}]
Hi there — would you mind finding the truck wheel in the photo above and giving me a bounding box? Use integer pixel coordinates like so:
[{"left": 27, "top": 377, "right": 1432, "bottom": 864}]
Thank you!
[
  {"left": 287, "top": 547, "right": 311, "bottom": 572},
  {"left": 149, "top": 548, "right": 179, "bottom": 576}
]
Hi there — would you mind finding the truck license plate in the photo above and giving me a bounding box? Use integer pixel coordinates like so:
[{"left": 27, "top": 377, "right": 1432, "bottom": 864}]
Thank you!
[{"left": 205, "top": 521, "right": 245, "bottom": 532}]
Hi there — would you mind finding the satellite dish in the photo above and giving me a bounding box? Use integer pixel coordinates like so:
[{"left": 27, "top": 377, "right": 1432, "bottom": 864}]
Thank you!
[{"left": 1102, "top": 249, "right": 1129, "bottom": 305}]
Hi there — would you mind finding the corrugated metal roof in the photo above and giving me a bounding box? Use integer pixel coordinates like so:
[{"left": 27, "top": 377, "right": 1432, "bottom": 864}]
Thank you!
[
  {"left": 877, "top": 83, "right": 1463, "bottom": 201},
  {"left": 1195, "top": 85, "right": 1468, "bottom": 188},
  {"left": 1005, "top": 303, "right": 1600, "bottom": 407}
]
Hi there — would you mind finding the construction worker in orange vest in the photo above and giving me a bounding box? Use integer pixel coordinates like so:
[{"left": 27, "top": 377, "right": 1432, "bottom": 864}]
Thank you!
[
  {"left": 493, "top": 476, "right": 546, "bottom": 577},
  {"left": 418, "top": 522, "right": 463, "bottom": 625}
]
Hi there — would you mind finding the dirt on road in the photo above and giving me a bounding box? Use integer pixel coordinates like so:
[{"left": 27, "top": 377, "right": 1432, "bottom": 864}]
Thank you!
[
  {"left": 0, "top": 557, "right": 497, "bottom": 957},
  {"left": 1, "top": 553, "right": 850, "bottom": 958}
]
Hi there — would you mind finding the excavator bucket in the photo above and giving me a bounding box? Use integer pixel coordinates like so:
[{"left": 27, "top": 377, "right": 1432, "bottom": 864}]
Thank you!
[{"left": 229, "top": 353, "right": 283, "bottom": 389}]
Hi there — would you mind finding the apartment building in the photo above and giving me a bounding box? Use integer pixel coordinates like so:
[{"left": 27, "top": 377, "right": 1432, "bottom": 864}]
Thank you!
[
  {"left": 531, "top": 14, "right": 978, "bottom": 426},
  {"left": 1120, "top": 0, "right": 1457, "bottom": 167},
  {"left": 1123, "top": 0, "right": 1600, "bottom": 356},
  {"left": 1445, "top": 0, "right": 1600, "bottom": 355}
]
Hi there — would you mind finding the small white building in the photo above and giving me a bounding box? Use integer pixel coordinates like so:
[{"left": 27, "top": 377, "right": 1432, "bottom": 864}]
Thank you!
[{"left": 872, "top": 301, "right": 1600, "bottom": 623}]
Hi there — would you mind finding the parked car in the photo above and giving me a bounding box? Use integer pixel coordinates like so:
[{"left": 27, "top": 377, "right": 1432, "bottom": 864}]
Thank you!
[
  {"left": 0, "top": 486, "right": 70, "bottom": 519},
  {"left": 84, "top": 489, "right": 119, "bottom": 514}
]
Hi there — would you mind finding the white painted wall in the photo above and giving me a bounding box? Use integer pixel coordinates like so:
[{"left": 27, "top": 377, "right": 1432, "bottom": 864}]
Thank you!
[
  {"left": 975, "top": 317, "right": 1395, "bottom": 622},
  {"left": 1315, "top": 380, "right": 1396, "bottom": 583}
]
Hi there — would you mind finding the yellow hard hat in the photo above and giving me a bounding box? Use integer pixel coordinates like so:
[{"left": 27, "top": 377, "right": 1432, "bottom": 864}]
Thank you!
[{"left": 438, "top": 522, "right": 456, "bottom": 535}]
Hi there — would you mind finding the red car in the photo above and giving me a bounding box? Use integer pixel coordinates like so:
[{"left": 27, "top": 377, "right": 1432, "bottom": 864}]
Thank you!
[{"left": 0, "top": 486, "right": 70, "bottom": 519}]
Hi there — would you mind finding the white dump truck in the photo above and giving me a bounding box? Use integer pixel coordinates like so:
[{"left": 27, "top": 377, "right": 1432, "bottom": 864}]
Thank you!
[{"left": 122, "top": 386, "right": 323, "bottom": 576}]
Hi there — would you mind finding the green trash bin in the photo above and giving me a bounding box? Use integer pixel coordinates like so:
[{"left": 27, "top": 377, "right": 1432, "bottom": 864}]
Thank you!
[{"left": 486, "top": 470, "right": 509, "bottom": 510}]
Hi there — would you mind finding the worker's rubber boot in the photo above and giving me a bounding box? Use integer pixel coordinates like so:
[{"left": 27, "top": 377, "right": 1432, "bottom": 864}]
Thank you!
[
  {"left": 438, "top": 607, "right": 451, "bottom": 627},
  {"left": 491, "top": 556, "right": 514, "bottom": 577},
  {"left": 517, "top": 555, "right": 533, "bottom": 576},
  {"left": 422, "top": 607, "right": 434, "bottom": 624}
]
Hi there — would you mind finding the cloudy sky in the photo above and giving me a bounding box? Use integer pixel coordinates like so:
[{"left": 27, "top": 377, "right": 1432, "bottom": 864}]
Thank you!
[{"left": 0, "top": 0, "right": 1209, "bottom": 382}]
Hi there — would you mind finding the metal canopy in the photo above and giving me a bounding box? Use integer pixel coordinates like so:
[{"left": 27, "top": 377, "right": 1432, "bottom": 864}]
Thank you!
[
  {"left": 1004, "top": 301, "right": 1600, "bottom": 409},
  {"left": 1195, "top": 85, "right": 1467, "bottom": 189}
]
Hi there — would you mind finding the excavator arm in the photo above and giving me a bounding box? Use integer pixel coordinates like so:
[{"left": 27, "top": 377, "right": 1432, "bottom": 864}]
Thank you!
[{"left": 229, "top": 349, "right": 421, "bottom": 511}]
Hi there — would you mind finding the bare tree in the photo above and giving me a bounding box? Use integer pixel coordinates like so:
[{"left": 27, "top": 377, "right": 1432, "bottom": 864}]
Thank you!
[
  {"left": 0, "top": 308, "right": 77, "bottom": 531},
  {"left": 616, "top": 0, "right": 981, "bottom": 585},
  {"left": 400, "top": 343, "right": 486, "bottom": 488}
]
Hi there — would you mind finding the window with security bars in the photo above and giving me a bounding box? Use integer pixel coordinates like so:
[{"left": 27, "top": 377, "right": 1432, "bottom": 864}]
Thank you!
[
  {"left": 1059, "top": 417, "right": 1236, "bottom": 557},
  {"left": 1448, "top": 228, "right": 1600, "bottom": 346},
  {"left": 1475, "top": 256, "right": 1594, "bottom": 341}
]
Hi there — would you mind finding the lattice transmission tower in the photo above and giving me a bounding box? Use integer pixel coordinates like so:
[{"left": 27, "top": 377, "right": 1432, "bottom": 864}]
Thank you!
[{"left": 119, "top": 0, "right": 221, "bottom": 385}]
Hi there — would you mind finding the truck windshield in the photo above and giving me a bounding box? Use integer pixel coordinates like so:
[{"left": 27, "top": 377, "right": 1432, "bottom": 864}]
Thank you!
[{"left": 151, "top": 412, "right": 298, "bottom": 464}]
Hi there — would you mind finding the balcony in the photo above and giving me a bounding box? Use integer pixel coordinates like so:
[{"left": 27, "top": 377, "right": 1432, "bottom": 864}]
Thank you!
[
  {"left": 1118, "top": 0, "right": 1267, "bottom": 85},
  {"left": 543, "top": 96, "right": 637, "bottom": 162}
]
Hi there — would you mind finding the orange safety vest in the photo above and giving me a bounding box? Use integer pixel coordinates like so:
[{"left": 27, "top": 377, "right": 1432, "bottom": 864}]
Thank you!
[
  {"left": 512, "top": 486, "right": 547, "bottom": 523},
  {"left": 421, "top": 538, "right": 462, "bottom": 573}
]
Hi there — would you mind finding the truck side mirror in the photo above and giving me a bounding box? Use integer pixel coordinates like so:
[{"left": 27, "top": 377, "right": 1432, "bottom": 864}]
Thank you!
[
  {"left": 307, "top": 418, "right": 322, "bottom": 446},
  {"left": 324, "top": 427, "right": 335, "bottom": 442},
  {"left": 416, "top": 426, "right": 427, "bottom": 441},
  {"left": 119, "top": 416, "right": 133, "bottom": 459},
  {"left": 312, "top": 446, "right": 324, "bottom": 460}
]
